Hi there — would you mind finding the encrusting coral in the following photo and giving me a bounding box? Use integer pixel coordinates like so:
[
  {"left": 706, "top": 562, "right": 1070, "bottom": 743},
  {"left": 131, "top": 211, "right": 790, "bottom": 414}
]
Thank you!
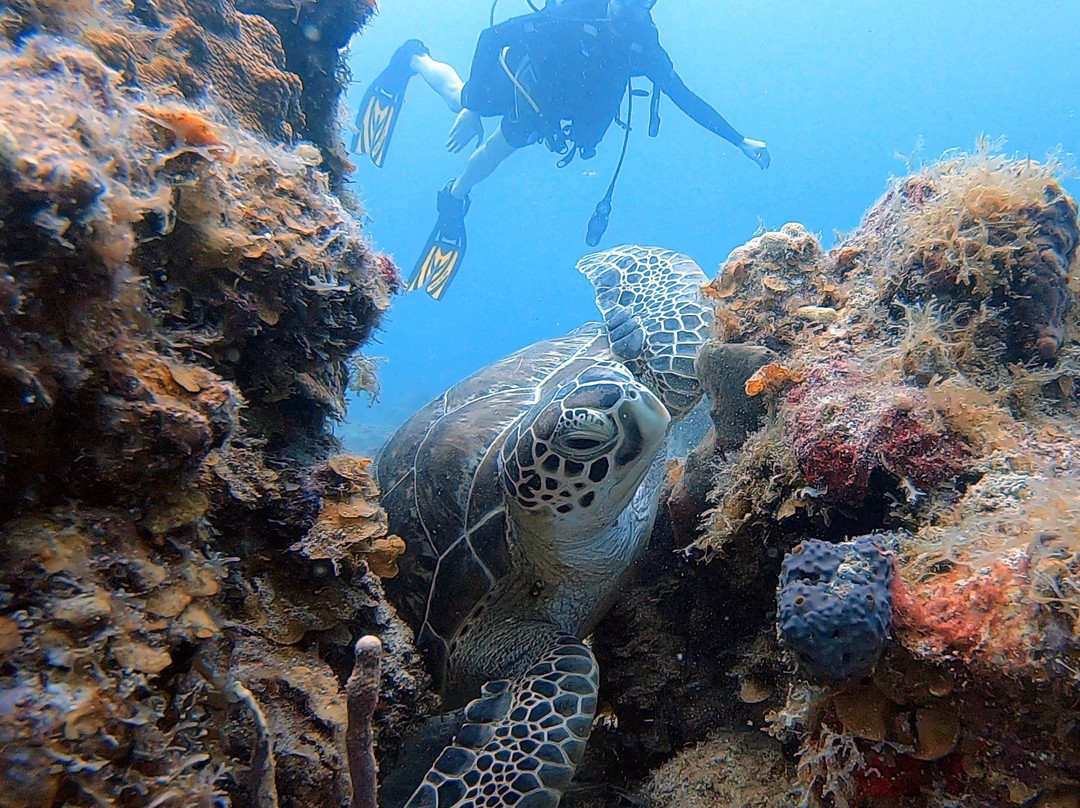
[
  {"left": 0, "top": 0, "right": 425, "bottom": 806},
  {"left": 553, "top": 146, "right": 1080, "bottom": 808},
  {"left": 684, "top": 144, "right": 1080, "bottom": 807}
]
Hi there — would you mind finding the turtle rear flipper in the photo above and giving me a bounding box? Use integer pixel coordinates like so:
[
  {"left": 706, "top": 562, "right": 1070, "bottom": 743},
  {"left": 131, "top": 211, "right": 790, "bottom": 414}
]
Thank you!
[{"left": 404, "top": 636, "right": 598, "bottom": 808}]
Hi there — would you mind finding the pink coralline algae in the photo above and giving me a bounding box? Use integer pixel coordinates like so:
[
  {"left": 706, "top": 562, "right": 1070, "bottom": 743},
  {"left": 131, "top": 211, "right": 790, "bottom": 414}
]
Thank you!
[{"left": 787, "top": 363, "right": 971, "bottom": 506}]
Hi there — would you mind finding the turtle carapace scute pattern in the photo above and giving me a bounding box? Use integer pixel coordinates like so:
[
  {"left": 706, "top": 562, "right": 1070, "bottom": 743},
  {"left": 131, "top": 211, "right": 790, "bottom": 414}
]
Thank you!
[{"left": 376, "top": 246, "right": 712, "bottom": 808}]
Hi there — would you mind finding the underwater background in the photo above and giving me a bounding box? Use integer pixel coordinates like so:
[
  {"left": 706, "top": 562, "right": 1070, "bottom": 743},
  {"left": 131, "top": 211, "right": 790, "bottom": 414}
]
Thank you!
[
  {"left": 340, "top": 0, "right": 1079, "bottom": 453},
  {"left": 2, "top": 0, "right": 1079, "bottom": 803}
]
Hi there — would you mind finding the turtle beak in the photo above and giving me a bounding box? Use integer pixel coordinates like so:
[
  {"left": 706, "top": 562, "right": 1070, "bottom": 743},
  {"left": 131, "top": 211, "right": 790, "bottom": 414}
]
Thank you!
[{"left": 615, "top": 387, "right": 669, "bottom": 471}]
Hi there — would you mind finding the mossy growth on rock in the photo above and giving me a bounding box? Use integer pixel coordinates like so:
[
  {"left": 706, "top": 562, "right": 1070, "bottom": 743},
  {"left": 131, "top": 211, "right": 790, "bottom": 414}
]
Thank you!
[
  {"left": 697, "top": 145, "right": 1078, "bottom": 558},
  {"left": 0, "top": 1, "right": 422, "bottom": 806}
]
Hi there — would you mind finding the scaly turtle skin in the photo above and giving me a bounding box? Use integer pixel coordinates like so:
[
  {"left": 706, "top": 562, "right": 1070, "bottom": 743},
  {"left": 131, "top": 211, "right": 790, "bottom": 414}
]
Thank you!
[{"left": 376, "top": 246, "right": 711, "bottom": 808}]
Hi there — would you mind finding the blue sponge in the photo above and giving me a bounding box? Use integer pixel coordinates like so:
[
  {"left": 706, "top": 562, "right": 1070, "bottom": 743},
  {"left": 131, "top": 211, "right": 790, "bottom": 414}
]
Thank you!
[{"left": 777, "top": 534, "right": 896, "bottom": 684}]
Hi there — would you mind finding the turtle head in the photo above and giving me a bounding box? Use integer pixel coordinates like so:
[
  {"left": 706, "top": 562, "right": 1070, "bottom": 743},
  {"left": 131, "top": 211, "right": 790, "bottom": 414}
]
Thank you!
[{"left": 500, "top": 362, "right": 669, "bottom": 538}]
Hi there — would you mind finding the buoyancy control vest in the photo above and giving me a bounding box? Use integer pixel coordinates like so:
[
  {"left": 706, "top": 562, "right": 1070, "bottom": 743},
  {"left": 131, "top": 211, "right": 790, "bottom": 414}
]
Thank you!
[{"left": 491, "top": 0, "right": 661, "bottom": 158}]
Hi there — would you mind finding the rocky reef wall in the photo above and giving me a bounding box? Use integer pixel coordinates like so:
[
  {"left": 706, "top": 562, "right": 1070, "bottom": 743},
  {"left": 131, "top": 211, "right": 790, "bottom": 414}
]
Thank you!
[
  {"left": 570, "top": 146, "right": 1080, "bottom": 808},
  {"left": 0, "top": 1, "right": 433, "bottom": 806}
]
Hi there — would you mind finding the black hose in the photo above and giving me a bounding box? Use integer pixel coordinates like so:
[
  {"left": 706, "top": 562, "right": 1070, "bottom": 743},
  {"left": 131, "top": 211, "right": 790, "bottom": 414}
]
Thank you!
[
  {"left": 586, "top": 81, "right": 635, "bottom": 247},
  {"left": 492, "top": 0, "right": 543, "bottom": 26},
  {"left": 648, "top": 82, "right": 661, "bottom": 137}
]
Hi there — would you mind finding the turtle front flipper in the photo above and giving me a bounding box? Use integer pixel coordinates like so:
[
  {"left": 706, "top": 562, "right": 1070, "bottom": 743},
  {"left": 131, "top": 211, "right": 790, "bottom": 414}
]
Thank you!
[
  {"left": 576, "top": 245, "right": 712, "bottom": 419},
  {"left": 601, "top": 303, "right": 646, "bottom": 361},
  {"left": 404, "top": 636, "right": 598, "bottom": 808}
]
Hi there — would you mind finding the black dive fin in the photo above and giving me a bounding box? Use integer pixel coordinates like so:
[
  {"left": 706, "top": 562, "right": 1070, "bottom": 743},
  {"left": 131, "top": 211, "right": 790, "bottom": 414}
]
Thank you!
[
  {"left": 407, "top": 183, "right": 470, "bottom": 301},
  {"left": 352, "top": 40, "right": 427, "bottom": 167}
]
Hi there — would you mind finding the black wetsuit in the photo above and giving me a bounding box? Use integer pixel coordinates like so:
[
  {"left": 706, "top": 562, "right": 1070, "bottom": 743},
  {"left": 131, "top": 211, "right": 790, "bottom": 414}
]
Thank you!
[{"left": 460, "top": 0, "right": 743, "bottom": 153}]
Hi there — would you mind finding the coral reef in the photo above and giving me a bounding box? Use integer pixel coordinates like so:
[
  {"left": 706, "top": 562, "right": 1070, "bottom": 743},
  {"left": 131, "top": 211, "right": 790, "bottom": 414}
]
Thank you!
[
  {"left": 686, "top": 146, "right": 1080, "bottom": 807},
  {"left": 0, "top": 0, "right": 421, "bottom": 806},
  {"left": 786, "top": 368, "right": 971, "bottom": 508},
  {"left": 562, "top": 147, "right": 1080, "bottom": 808}
]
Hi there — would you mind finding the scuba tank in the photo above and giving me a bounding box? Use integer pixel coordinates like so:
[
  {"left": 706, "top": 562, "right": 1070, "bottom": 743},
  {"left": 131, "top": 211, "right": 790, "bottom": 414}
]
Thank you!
[{"left": 490, "top": 0, "right": 545, "bottom": 26}]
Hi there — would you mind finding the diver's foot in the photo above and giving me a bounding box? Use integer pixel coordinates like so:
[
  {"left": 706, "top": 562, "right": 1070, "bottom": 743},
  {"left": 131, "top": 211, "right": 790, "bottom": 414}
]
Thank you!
[
  {"left": 391, "top": 39, "right": 429, "bottom": 74},
  {"left": 408, "top": 181, "right": 470, "bottom": 300},
  {"left": 437, "top": 180, "right": 471, "bottom": 234},
  {"left": 353, "top": 41, "right": 428, "bottom": 167}
]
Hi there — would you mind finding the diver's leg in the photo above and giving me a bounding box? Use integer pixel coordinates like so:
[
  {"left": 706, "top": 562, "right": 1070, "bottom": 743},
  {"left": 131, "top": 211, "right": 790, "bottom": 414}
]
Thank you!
[
  {"left": 411, "top": 53, "right": 465, "bottom": 112},
  {"left": 409, "top": 128, "right": 515, "bottom": 298},
  {"left": 450, "top": 127, "right": 517, "bottom": 198}
]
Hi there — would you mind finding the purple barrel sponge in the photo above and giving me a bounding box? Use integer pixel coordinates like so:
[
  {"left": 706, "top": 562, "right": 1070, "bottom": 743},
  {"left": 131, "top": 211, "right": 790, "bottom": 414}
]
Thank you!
[{"left": 777, "top": 534, "right": 897, "bottom": 684}]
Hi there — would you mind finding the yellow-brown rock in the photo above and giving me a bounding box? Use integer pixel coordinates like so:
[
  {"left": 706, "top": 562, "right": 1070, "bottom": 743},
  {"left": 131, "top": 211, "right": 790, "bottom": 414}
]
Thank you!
[{"left": 0, "top": 0, "right": 423, "bottom": 806}]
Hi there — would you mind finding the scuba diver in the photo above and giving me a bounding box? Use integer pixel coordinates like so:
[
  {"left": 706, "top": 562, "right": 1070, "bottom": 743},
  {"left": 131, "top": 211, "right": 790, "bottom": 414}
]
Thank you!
[{"left": 354, "top": 0, "right": 771, "bottom": 300}]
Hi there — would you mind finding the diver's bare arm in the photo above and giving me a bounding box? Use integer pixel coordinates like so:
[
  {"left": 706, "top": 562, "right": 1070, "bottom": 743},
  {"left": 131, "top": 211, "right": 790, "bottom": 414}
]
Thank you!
[{"left": 657, "top": 70, "right": 743, "bottom": 145}]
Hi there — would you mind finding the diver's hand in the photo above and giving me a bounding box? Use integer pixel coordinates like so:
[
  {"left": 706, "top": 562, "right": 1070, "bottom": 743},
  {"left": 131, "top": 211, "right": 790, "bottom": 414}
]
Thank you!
[
  {"left": 739, "top": 138, "right": 771, "bottom": 169},
  {"left": 447, "top": 109, "right": 484, "bottom": 154}
]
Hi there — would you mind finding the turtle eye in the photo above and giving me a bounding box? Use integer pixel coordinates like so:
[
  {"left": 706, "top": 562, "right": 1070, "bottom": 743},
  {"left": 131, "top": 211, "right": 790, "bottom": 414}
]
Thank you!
[
  {"left": 552, "top": 410, "right": 617, "bottom": 462},
  {"left": 565, "top": 436, "right": 605, "bottom": 451}
]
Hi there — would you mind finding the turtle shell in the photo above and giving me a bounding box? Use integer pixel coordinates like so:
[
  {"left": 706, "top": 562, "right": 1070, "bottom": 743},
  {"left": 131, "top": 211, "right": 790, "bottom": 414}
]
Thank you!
[{"left": 376, "top": 323, "right": 610, "bottom": 689}]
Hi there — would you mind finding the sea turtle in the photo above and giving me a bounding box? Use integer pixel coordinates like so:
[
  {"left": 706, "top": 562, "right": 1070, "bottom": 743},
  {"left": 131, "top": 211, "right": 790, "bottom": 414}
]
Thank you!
[{"left": 376, "top": 245, "right": 712, "bottom": 808}]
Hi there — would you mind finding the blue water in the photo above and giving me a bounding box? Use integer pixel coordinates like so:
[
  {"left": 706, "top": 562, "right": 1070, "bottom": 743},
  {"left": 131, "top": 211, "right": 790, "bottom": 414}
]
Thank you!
[{"left": 339, "top": 0, "right": 1079, "bottom": 453}]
